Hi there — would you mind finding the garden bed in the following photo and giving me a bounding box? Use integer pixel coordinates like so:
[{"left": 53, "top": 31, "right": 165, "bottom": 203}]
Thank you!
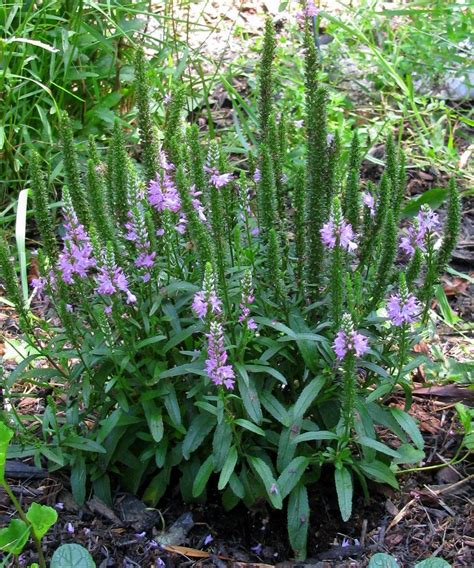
[{"left": 0, "top": 395, "right": 472, "bottom": 567}]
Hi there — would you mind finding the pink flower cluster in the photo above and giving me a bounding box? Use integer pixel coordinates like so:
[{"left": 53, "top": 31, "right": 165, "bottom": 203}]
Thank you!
[
  {"left": 205, "top": 166, "right": 233, "bottom": 189},
  {"left": 205, "top": 321, "right": 235, "bottom": 390},
  {"left": 297, "top": 1, "right": 319, "bottom": 21},
  {"left": 399, "top": 207, "right": 440, "bottom": 257},
  {"left": 363, "top": 192, "right": 375, "bottom": 217},
  {"left": 387, "top": 292, "right": 420, "bottom": 326},
  {"left": 192, "top": 290, "right": 222, "bottom": 319},
  {"left": 96, "top": 264, "right": 136, "bottom": 304},
  {"left": 320, "top": 217, "right": 357, "bottom": 252},
  {"left": 57, "top": 212, "right": 96, "bottom": 284},
  {"left": 239, "top": 271, "right": 257, "bottom": 331},
  {"left": 333, "top": 330, "right": 369, "bottom": 360}
]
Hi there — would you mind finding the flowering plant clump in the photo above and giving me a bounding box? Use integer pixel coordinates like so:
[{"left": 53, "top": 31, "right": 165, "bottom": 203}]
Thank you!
[{"left": 0, "top": 16, "right": 461, "bottom": 561}]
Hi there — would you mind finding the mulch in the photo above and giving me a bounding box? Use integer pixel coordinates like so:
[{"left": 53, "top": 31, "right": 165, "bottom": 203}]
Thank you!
[{"left": 0, "top": 395, "right": 472, "bottom": 567}]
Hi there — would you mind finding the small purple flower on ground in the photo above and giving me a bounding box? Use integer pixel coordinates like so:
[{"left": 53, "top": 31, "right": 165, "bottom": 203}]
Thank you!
[
  {"left": 66, "top": 522, "right": 75, "bottom": 534},
  {"left": 204, "top": 534, "right": 214, "bottom": 545},
  {"left": 253, "top": 168, "right": 261, "bottom": 183}
]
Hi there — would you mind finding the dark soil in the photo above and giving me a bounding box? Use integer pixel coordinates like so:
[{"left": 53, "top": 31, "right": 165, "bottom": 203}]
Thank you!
[{"left": 1, "top": 396, "right": 472, "bottom": 567}]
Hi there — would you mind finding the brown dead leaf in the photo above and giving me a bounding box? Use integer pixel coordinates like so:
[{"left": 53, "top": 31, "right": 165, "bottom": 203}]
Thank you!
[
  {"left": 413, "top": 385, "right": 474, "bottom": 404},
  {"left": 442, "top": 277, "right": 470, "bottom": 296},
  {"left": 413, "top": 341, "right": 430, "bottom": 356}
]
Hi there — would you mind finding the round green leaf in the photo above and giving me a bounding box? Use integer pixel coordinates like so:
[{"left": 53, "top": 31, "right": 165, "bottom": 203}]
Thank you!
[{"left": 51, "top": 543, "right": 96, "bottom": 568}]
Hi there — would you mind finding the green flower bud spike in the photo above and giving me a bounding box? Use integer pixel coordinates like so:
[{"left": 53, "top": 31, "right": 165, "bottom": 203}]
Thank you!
[
  {"left": 344, "top": 131, "right": 361, "bottom": 232},
  {"left": 258, "top": 17, "right": 276, "bottom": 142},
  {"left": 59, "top": 112, "right": 90, "bottom": 226},
  {"left": 30, "top": 152, "right": 58, "bottom": 264},
  {"left": 135, "top": 47, "right": 158, "bottom": 182}
]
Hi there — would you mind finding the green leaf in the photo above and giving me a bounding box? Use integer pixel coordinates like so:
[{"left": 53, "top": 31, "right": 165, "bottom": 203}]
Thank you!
[
  {"left": 238, "top": 375, "right": 263, "bottom": 424},
  {"left": 390, "top": 408, "right": 425, "bottom": 450},
  {"left": 244, "top": 364, "right": 288, "bottom": 385},
  {"left": 415, "top": 559, "right": 451, "bottom": 568},
  {"left": 260, "top": 391, "right": 290, "bottom": 427},
  {"left": 292, "top": 430, "right": 338, "bottom": 444},
  {"left": 435, "top": 285, "right": 461, "bottom": 326},
  {"left": 287, "top": 483, "right": 309, "bottom": 561},
  {"left": 213, "top": 421, "right": 232, "bottom": 471},
  {"left": 294, "top": 377, "right": 325, "bottom": 417},
  {"left": 26, "top": 502, "right": 58, "bottom": 539},
  {"left": 277, "top": 456, "right": 310, "bottom": 500},
  {"left": 0, "top": 519, "right": 30, "bottom": 554},
  {"left": 142, "top": 400, "right": 164, "bottom": 443},
  {"left": 402, "top": 187, "right": 447, "bottom": 218},
  {"left": 358, "top": 460, "right": 399, "bottom": 489},
  {"left": 357, "top": 436, "right": 402, "bottom": 459},
  {"left": 192, "top": 455, "right": 214, "bottom": 498},
  {"left": 368, "top": 553, "right": 400, "bottom": 568},
  {"left": 70, "top": 455, "right": 87, "bottom": 505},
  {"left": 164, "top": 384, "right": 183, "bottom": 430},
  {"left": 182, "top": 414, "right": 215, "bottom": 460},
  {"left": 335, "top": 467, "right": 353, "bottom": 522},
  {"left": 277, "top": 426, "right": 298, "bottom": 473},
  {"left": 248, "top": 456, "right": 282, "bottom": 509},
  {"left": 0, "top": 422, "right": 14, "bottom": 482},
  {"left": 218, "top": 446, "right": 238, "bottom": 490},
  {"left": 50, "top": 543, "right": 96, "bottom": 567},
  {"left": 234, "top": 419, "right": 265, "bottom": 437},
  {"left": 393, "top": 444, "right": 425, "bottom": 465}
]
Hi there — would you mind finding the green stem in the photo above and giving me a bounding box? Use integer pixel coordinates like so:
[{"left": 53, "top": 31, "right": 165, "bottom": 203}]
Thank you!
[{"left": 1, "top": 482, "right": 47, "bottom": 568}]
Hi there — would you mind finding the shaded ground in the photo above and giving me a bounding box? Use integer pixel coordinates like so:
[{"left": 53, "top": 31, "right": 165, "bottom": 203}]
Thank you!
[{"left": 0, "top": 396, "right": 472, "bottom": 567}]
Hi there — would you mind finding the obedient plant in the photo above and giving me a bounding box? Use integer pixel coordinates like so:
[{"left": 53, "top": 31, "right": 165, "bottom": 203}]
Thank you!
[{"left": 0, "top": 16, "right": 461, "bottom": 561}]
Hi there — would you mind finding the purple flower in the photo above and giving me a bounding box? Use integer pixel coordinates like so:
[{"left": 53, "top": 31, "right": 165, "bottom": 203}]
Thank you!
[
  {"left": 135, "top": 252, "right": 156, "bottom": 270},
  {"left": 387, "top": 292, "right": 420, "bottom": 326},
  {"left": 251, "top": 227, "right": 260, "bottom": 237},
  {"left": 205, "top": 321, "right": 235, "bottom": 390},
  {"left": 54, "top": 502, "right": 64, "bottom": 510},
  {"left": 294, "top": 120, "right": 304, "bottom": 129},
  {"left": 192, "top": 290, "right": 222, "bottom": 319},
  {"left": 192, "top": 267, "right": 222, "bottom": 319},
  {"left": 31, "top": 276, "right": 47, "bottom": 298},
  {"left": 148, "top": 156, "right": 181, "bottom": 213},
  {"left": 57, "top": 211, "right": 96, "bottom": 284},
  {"left": 253, "top": 168, "right": 261, "bottom": 183},
  {"left": 363, "top": 192, "right": 375, "bottom": 217},
  {"left": 190, "top": 186, "right": 207, "bottom": 222},
  {"left": 320, "top": 218, "right": 357, "bottom": 252},
  {"left": 175, "top": 216, "right": 187, "bottom": 234},
  {"left": 66, "top": 522, "right": 75, "bottom": 534},
  {"left": 96, "top": 265, "right": 136, "bottom": 304},
  {"left": 204, "top": 534, "right": 214, "bottom": 545},
  {"left": 333, "top": 330, "right": 369, "bottom": 360},
  {"left": 399, "top": 206, "right": 440, "bottom": 257},
  {"left": 205, "top": 166, "right": 233, "bottom": 188},
  {"left": 239, "top": 270, "right": 257, "bottom": 332},
  {"left": 251, "top": 543, "right": 263, "bottom": 555},
  {"left": 270, "top": 483, "right": 279, "bottom": 494},
  {"left": 297, "top": 0, "right": 319, "bottom": 20}
]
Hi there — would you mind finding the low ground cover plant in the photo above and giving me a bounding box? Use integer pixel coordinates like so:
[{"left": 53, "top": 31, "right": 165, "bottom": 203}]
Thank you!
[{"left": 0, "top": 14, "right": 461, "bottom": 561}]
